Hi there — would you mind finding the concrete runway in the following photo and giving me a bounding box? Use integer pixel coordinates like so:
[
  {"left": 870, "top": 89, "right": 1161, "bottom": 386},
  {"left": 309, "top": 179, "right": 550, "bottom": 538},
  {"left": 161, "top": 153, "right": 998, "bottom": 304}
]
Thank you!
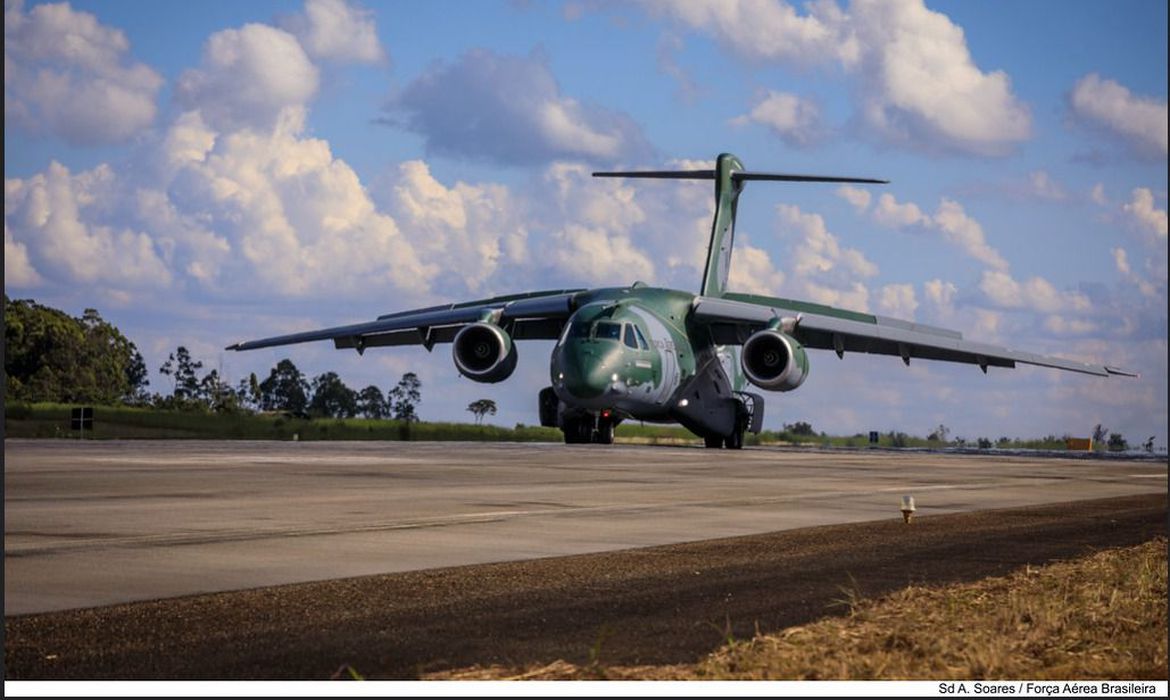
[{"left": 5, "top": 439, "right": 1166, "bottom": 615}]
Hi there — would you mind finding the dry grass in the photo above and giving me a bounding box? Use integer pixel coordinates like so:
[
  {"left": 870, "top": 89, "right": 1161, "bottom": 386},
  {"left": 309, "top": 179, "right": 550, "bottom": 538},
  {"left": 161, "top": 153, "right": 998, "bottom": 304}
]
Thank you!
[{"left": 424, "top": 537, "right": 1167, "bottom": 681}]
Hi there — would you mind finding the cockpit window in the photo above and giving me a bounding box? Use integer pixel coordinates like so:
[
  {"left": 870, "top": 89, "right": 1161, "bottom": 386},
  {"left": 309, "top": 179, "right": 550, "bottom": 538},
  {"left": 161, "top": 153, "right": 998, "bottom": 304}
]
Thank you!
[
  {"left": 567, "top": 322, "right": 591, "bottom": 339},
  {"left": 623, "top": 324, "right": 638, "bottom": 349},
  {"left": 633, "top": 325, "right": 649, "bottom": 350},
  {"left": 595, "top": 321, "right": 622, "bottom": 340}
]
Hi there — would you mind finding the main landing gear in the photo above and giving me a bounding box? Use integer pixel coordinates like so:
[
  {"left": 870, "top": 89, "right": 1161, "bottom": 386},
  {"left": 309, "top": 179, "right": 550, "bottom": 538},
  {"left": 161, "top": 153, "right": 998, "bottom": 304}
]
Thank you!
[{"left": 562, "top": 413, "right": 616, "bottom": 445}]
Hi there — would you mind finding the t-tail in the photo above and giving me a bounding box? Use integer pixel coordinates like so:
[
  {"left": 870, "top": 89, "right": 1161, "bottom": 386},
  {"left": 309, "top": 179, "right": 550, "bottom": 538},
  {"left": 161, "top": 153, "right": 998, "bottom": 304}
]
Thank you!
[{"left": 593, "top": 153, "right": 887, "bottom": 297}]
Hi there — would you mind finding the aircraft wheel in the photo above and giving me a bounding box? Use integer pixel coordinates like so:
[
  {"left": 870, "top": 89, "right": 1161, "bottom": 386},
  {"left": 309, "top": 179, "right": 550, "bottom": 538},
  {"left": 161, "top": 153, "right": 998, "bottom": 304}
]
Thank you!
[
  {"left": 704, "top": 435, "right": 723, "bottom": 449},
  {"left": 725, "top": 428, "right": 744, "bottom": 450},
  {"left": 563, "top": 417, "right": 588, "bottom": 444},
  {"left": 594, "top": 421, "right": 614, "bottom": 445}
]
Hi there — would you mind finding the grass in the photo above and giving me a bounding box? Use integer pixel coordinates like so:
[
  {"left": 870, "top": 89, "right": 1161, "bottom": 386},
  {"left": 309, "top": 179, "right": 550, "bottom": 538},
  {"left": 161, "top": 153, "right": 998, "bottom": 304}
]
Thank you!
[
  {"left": 3, "top": 402, "right": 562, "bottom": 442},
  {"left": 424, "top": 537, "right": 1168, "bottom": 680}
]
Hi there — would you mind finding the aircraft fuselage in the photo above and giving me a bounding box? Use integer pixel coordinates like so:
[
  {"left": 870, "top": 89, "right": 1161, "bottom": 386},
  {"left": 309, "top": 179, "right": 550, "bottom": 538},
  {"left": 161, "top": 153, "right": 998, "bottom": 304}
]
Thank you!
[{"left": 549, "top": 285, "right": 753, "bottom": 441}]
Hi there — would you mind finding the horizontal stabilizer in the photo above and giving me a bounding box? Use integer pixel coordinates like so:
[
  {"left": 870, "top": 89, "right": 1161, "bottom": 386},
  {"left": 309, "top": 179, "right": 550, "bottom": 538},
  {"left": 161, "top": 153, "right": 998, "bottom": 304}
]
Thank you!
[{"left": 593, "top": 169, "right": 886, "bottom": 185}]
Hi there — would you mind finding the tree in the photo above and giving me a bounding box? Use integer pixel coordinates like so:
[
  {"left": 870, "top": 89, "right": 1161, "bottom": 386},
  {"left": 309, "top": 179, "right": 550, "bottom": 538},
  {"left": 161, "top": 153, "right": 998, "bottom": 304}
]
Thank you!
[
  {"left": 467, "top": 399, "right": 498, "bottom": 425},
  {"left": 4, "top": 297, "right": 144, "bottom": 404},
  {"left": 784, "top": 421, "right": 815, "bottom": 436},
  {"left": 1107, "top": 432, "right": 1128, "bottom": 452},
  {"left": 308, "top": 372, "right": 358, "bottom": 418},
  {"left": 235, "top": 373, "right": 262, "bottom": 411},
  {"left": 1142, "top": 436, "right": 1156, "bottom": 453},
  {"left": 927, "top": 423, "right": 950, "bottom": 443},
  {"left": 159, "top": 346, "right": 203, "bottom": 404},
  {"left": 389, "top": 372, "right": 422, "bottom": 422},
  {"left": 357, "top": 385, "right": 388, "bottom": 419},
  {"left": 259, "top": 359, "right": 310, "bottom": 413},
  {"left": 1091, "top": 424, "right": 1108, "bottom": 450}
]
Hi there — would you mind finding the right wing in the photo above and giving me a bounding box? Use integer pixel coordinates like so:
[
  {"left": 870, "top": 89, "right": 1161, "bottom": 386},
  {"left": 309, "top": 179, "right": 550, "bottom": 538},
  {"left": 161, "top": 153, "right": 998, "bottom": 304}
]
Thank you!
[
  {"left": 693, "top": 293, "right": 1137, "bottom": 378},
  {"left": 226, "top": 289, "right": 583, "bottom": 353}
]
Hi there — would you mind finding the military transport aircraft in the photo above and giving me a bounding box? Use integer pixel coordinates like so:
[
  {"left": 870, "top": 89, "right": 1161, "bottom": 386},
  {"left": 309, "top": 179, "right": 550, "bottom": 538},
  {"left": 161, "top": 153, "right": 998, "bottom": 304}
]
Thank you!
[{"left": 228, "top": 153, "right": 1136, "bottom": 448}]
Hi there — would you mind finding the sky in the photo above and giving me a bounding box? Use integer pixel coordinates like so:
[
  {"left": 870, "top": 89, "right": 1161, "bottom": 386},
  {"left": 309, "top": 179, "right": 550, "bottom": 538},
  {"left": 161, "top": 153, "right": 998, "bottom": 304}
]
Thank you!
[{"left": 4, "top": 0, "right": 1167, "bottom": 445}]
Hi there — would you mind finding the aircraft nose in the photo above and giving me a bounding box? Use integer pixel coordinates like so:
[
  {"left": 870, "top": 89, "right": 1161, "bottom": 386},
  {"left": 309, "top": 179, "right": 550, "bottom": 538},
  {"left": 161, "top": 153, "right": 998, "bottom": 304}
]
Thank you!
[{"left": 557, "top": 342, "right": 613, "bottom": 400}]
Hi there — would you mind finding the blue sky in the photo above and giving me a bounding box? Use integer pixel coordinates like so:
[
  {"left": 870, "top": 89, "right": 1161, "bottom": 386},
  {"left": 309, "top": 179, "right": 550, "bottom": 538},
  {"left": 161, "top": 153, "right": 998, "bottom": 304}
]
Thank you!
[{"left": 5, "top": 0, "right": 1167, "bottom": 445}]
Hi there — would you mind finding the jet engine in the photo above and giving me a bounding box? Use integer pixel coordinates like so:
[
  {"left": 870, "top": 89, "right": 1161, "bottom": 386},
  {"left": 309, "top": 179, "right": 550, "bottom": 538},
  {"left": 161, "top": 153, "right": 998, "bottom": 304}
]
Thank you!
[
  {"left": 741, "top": 329, "right": 808, "bottom": 392},
  {"left": 452, "top": 322, "right": 518, "bottom": 383}
]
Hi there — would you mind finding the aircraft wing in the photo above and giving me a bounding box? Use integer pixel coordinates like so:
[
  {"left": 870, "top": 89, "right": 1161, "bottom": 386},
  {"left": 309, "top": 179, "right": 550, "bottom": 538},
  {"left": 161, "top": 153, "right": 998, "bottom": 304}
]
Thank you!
[
  {"left": 693, "top": 293, "right": 1137, "bottom": 378},
  {"left": 226, "top": 289, "right": 584, "bottom": 353}
]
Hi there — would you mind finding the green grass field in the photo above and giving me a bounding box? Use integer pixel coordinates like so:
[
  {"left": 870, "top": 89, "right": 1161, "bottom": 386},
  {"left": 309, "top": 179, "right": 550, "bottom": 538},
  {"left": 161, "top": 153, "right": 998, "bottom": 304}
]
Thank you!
[{"left": 4, "top": 402, "right": 1075, "bottom": 450}]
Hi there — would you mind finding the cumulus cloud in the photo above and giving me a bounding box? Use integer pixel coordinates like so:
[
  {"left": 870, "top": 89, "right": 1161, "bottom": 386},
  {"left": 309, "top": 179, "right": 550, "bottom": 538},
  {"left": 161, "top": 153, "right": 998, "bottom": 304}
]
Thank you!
[
  {"left": 4, "top": 224, "right": 43, "bottom": 287},
  {"left": 176, "top": 23, "right": 319, "bottom": 132},
  {"left": 645, "top": 0, "right": 1031, "bottom": 155},
  {"left": 280, "top": 0, "right": 385, "bottom": 64},
  {"left": 860, "top": 192, "right": 1009, "bottom": 271},
  {"left": 388, "top": 49, "right": 653, "bottom": 165},
  {"left": 872, "top": 193, "right": 928, "bottom": 228},
  {"left": 385, "top": 160, "right": 528, "bottom": 292},
  {"left": 730, "top": 90, "right": 826, "bottom": 147},
  {"left": 1121, "top": 188, "right": 1168, "bottom": 238},
  {"left": 728, "top": 242, "right": 786, "bottom": 296},
  {"left": 4, "top": 0, "right": 163, "bottom": 145},
  {"left": 932, "top": 199, "right": 1010, "bottom": 271},
  {"left": 774, "top": 203, "right": 876, "bottom": 311},
  {"left": 877, "top": 283, "right": 917, "bottom": 319},
  {"left": 978, "top": 270, "right": 1091, "bottom": 314},
  {"left": 1112, "top": 247, "right": 1159, "bottom": 299},
  {"left": 923, "top": 278, "right": 957, "bottom": 315},
  {"left": 1070, "top": 73, "right": 1168, "bottom": 158},
  {"left": 5, "top": 162, "right": 171, "bottom": 288},
  {"left": 836, "top": 185, "right": 871, "bottom": 212}
]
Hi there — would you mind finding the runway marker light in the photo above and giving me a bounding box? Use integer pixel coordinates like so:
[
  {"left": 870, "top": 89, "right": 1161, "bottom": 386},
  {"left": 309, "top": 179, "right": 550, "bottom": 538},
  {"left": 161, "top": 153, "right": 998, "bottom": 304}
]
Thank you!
[{"left": 901, "top": 495, "right": 915, "bottom": 523}]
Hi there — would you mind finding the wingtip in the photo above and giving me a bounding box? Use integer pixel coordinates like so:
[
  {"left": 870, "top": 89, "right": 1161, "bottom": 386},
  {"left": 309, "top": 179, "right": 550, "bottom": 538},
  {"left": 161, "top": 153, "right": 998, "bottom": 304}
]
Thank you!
[{"left": 225, "top": 343, "right": 241, "bottom": 351}]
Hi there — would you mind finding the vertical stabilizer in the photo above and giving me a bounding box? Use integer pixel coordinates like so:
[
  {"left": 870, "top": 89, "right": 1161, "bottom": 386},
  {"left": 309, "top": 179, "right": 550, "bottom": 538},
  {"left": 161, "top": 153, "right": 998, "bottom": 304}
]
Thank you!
[
  {"left": 591, "top": 155, "right": 885, "bottom": 298},
  {"left": 700, "top": 153, "right": 745, "bottom": 297}
]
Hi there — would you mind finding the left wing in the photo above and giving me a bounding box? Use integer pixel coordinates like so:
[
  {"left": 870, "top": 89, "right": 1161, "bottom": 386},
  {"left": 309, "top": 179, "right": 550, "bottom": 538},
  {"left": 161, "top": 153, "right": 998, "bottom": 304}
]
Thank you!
[
  {"left": 226, "top": 289, "right": 583, "bottom": 353},
  {"left": 694, "top": 293, "right": 1137, "bottom": 378}
]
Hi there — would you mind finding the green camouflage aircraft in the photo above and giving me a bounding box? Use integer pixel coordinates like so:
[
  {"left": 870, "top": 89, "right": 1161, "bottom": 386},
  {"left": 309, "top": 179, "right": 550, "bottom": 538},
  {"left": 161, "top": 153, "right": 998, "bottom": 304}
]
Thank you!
[{"left": 228, "top": 153, "right": 1136, "bottom": 448}]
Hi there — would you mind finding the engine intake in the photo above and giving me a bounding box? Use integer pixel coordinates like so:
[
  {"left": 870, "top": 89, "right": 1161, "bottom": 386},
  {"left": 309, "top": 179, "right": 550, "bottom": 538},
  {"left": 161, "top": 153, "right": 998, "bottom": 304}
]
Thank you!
[
  {"left": 741, "top": 329, "right": 808, "bottom": 392},
  {"left": 453, "top": 323, "right": 518, "bottom": 383}
]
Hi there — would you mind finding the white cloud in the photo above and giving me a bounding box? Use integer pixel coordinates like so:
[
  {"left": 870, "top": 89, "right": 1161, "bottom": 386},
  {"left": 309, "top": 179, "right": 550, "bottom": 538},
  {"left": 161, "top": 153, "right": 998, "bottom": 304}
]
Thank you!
[
  {"left": 546, "top": 224, "right": 655, "bottom": 286},
  {"left": 877, "top": 283, "right": 918, "bottom": 319},
  {"left": 1043, "top": 315, "right": 1097, "bottom": 335},
  {"left": 1070, "top": 73, "right": 1168, "bottom": 158},
  {"left": 932, "top": 199, "right": 1009, "bottom": 271},
  {"left": 1112, "top": 247, "right": 1159, "bottom": 299},
  {"left": 836, "top": 185, "right": 871, "bottom": 213},
  {"left": 978, "top": 270, "right": 1091, "bottom": 314},
  {"left": 1121, "top": 188, "right": 1168, "bottom": 238},
  {"left": 4, "top": 223, "right": 43, "bottom": 287},
  {"left": 778, "top": 203, "right": 878, "bottom": 279},
  {"left": 728, "top": 242, "right": 786, "bottom": 296},
  {"left": 873, "top": 193, "right": 928, "bottom": 228},
  {"left": 923, "top": 278, "right": 957, "bottom": 315},
  {"left": 390, "top": 49, "right": 652, "bottom": 165},
  {"left": 731, "top": 90, "right": 825, "bottom": 147},
  {"left": 4, "top": 0, "right": 163, "bottom": 145},
  {"left": 281, "top": 0, "right": 385, "bottom": 64},
  {"left": 387, "top": 160, "right": 528, "bottom": 292},
  {"left": 176, "top": 23, "right": 319, "bottom": 132},
  {"left": 647, "top": 0, "right": 1031, "bottom": 155},
  {"left": 1027, "top": 170, "right": 1066, "bottom": 201},
  {"left": 5, "top": 162, "right": 171, "bottom": 288}
]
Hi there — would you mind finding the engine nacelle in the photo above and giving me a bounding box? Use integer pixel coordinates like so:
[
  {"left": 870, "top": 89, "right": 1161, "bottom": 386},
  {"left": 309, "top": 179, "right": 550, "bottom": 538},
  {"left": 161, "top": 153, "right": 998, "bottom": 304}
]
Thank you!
[
  {"left": 741, "top": 329, "right": 809, "bottom": 392},
  {"left": 452, "top": 322, "right": 518, "bottom": 383}
]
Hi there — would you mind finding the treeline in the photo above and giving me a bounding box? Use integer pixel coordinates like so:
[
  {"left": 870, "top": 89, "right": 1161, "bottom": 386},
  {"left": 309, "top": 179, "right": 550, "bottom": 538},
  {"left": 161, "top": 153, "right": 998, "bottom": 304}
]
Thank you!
[{"left": 4, "top": 296, "right": 421, "bottom": 421}]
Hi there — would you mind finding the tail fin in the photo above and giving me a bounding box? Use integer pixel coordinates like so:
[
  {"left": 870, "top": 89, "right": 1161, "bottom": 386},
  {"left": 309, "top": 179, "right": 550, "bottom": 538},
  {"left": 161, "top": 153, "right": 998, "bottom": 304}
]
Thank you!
[{"left": 594, "top": 153, "right": 886, "bottom": 297}]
